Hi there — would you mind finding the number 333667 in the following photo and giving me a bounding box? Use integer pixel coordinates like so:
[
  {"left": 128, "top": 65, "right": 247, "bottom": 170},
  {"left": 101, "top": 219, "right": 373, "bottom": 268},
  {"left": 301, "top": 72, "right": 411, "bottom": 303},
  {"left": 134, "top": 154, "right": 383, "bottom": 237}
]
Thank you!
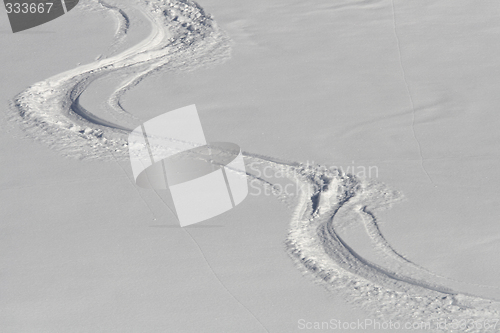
[{"left": 5, "top": 2, "right": 53, "bottom": 14}]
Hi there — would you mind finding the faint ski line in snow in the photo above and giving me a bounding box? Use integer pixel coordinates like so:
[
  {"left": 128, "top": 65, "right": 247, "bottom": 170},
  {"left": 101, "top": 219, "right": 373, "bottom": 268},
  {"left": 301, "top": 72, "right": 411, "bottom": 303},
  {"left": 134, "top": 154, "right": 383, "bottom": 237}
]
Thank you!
[
  {"left": 109, "top": 150, "right": 161, "bottom": 220},
  {"left": 150, "top": 182, "right": 270, "bottom": 331},
  {"left": 183, "top": 228, "right": 270, "bottom": 333},
  {"left": 390, "top": 0, "right": 435, "bottom": 186},
  {"left": 150, "top": 187, "right": 269, "bottom": 332},
  {"left": 152, "top": 188, "right": 177, "bottom": 219}
]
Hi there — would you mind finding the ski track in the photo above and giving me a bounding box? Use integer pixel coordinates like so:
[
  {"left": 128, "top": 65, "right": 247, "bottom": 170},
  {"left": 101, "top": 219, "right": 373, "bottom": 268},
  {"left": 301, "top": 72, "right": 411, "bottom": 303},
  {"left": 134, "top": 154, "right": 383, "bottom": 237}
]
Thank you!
[{"left": 7, "top": 0, "right": 500, "bottom": 331}]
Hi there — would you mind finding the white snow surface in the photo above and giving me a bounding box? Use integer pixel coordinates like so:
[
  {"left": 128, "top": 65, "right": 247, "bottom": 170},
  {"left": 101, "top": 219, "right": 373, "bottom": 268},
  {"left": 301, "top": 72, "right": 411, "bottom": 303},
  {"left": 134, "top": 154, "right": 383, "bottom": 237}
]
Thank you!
[{"left": 2, "top": 0, "right": 500, "bottom": 332}]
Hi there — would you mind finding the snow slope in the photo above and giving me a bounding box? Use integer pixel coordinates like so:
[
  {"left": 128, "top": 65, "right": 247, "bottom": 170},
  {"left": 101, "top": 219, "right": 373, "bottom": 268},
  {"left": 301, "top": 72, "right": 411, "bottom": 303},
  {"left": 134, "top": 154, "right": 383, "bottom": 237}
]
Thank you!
[{"left": 3, "top": 0, "right": 500, "bottom": 332}]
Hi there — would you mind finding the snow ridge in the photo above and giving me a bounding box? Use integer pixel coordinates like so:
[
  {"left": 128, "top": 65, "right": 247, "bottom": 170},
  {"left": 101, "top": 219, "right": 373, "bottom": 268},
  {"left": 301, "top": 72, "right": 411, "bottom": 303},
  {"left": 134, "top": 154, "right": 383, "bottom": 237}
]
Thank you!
[
  {"left": 285, "top": 165, "right": 500, "bottom": 331},
  {"left": 8, "top": 0, "right": 231, "bottom": 160}
]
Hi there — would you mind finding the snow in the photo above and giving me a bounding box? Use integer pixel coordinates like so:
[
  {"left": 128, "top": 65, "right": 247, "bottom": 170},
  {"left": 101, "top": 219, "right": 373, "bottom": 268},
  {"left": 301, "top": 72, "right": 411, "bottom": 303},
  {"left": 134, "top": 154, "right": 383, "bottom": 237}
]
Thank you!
[{"left": 2, "top": 0, "right": 500, "bottom": 332}]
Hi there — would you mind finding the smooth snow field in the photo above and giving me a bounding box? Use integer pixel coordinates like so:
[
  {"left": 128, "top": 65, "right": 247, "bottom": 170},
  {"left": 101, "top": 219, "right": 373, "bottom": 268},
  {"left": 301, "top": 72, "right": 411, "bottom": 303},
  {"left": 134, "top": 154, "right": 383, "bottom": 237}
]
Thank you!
[{"left": 1, "top": 0, "right": 500, "bottom": 332}]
